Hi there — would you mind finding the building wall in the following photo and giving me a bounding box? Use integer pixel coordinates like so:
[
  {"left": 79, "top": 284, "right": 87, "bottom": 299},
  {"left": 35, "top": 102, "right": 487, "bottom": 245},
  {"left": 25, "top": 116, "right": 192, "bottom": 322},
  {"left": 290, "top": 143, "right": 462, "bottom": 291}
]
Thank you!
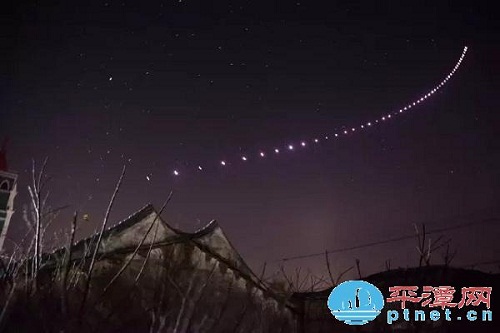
[
  {"left": 2, "top": 233, "right": 298, "bottom": 333},
  {"left": 83, "top": 240, "right": 298, "bottom": 332}
]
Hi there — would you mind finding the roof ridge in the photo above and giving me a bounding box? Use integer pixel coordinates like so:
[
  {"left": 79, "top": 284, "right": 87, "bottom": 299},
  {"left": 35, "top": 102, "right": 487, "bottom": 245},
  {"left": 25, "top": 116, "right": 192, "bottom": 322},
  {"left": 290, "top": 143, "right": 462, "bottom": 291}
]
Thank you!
[
  {"left": 46, "top": 203, "right": 156, "bottom": 257},
  {"left": 171, "top": 219, "right": 219, "bottom": 238}
]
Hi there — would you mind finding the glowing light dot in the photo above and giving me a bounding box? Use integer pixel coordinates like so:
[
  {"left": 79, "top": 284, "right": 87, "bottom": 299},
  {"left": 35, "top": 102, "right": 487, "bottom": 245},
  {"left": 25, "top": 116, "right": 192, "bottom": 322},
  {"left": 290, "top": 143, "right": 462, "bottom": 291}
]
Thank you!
[{"left": 135, "top": 47, "right": 467, "bottom": 179}]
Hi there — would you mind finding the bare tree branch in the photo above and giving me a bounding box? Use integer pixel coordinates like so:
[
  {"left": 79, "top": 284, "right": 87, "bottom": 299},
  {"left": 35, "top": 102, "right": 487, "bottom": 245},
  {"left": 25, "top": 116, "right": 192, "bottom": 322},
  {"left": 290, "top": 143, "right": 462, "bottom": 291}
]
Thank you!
[
  {"left": 61, "top": 211, "right": 78, "bottom": 324},
  {"left": 100, "top": 191, "right": 173, "bottom": 296},
  {"left": 79, "top": 165, "right": 126, "bottom": 317}
]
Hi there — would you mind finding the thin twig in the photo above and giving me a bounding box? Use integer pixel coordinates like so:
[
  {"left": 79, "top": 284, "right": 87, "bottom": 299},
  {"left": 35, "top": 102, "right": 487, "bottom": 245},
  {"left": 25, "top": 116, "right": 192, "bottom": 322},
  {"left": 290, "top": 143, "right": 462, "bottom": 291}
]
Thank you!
[
  {"left": 79, "top": 165, "right": 126, "bottom": 317},
  {"left": 61, "top": 211, "right": 78, "bottom": 322},
  {"left": 355, "top": 258, "right": 362, "bottom": 278},
  {"left": 100, "top": 191, "right": 173, "bottom": 296},
  {"left": 325, "top": 251, "right": 335, "bottom": 286}
]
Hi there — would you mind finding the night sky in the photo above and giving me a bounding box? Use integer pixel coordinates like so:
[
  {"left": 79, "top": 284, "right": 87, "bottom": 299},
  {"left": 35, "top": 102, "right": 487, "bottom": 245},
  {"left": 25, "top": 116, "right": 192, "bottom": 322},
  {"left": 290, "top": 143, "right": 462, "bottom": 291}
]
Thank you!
[{"left": 2, "top": 1, "right": 499, "bottom": 278}]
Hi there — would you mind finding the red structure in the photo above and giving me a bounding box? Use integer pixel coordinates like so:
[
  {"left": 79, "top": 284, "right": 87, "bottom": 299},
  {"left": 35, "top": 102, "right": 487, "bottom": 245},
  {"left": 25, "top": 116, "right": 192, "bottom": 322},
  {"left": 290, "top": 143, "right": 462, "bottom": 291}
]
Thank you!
[{"left": 0, "top": 137, "right": 8, "bottom": 171}]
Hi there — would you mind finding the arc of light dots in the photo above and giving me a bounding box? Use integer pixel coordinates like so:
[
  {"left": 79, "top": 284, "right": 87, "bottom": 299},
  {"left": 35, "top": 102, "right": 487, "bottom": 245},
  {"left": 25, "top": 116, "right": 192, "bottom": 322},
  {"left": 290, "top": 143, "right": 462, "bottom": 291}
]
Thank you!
[{"left": 172, "top": 46, "right": 468, "bottom": 177}]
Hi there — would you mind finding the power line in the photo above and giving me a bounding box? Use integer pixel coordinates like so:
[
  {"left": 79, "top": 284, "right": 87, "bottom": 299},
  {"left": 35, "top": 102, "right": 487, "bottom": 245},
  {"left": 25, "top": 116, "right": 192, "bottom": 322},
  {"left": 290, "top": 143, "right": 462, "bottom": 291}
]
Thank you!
[{"left": 278, "top": 217, "right": 500, "bottom": 262}]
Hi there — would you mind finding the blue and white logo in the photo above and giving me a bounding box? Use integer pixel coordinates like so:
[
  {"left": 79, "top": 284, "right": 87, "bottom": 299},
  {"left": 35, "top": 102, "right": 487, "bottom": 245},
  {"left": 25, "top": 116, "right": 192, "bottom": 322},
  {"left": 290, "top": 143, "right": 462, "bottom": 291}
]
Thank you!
[{"left": 327, "top": 280, "right": 384, "bottom": 325}]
